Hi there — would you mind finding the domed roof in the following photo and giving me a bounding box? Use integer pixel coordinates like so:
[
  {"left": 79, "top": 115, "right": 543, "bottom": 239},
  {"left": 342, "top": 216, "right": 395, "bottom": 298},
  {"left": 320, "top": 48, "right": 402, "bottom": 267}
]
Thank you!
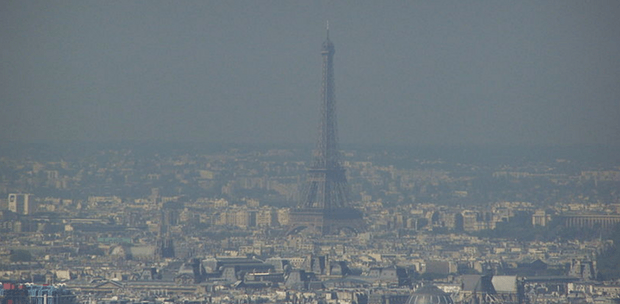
[{"left": 405, "top": 285, "right": 454, "bottom": 304}]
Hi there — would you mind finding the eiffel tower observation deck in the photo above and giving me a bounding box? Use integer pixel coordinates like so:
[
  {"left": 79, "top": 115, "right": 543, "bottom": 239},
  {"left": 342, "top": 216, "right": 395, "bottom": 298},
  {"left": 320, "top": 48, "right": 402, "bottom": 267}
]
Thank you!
[{"left": 287, "top": 25, "right": 365, "bottom": 236}]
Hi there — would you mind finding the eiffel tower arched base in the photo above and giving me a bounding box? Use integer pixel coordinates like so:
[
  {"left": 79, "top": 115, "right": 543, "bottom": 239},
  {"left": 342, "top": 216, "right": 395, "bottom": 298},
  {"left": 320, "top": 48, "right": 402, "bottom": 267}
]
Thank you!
[{"left": 286, "top": 208, "right": 365, "bottom": 236}]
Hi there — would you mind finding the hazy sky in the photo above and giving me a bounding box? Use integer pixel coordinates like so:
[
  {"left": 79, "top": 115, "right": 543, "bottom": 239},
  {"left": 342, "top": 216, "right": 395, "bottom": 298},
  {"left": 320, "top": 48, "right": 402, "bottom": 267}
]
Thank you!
[{"left": 1, "top": 1, "right": 619, "bottom": 146}]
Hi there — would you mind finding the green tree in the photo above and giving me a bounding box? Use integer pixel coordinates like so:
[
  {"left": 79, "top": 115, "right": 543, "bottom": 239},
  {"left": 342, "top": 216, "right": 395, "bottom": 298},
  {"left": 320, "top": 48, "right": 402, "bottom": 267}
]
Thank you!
[
  {"left": 597, "top": 224, "right": 620, "bottom": 280},
  {"left": 10, "top": 249, "right": 32, "bottom": 262}
]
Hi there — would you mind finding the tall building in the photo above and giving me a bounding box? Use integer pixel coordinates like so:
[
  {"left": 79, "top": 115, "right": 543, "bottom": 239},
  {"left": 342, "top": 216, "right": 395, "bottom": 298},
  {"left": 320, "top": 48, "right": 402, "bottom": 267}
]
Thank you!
[
  {"left": 287, "top": 26, "right": 365, "bottom": 235},
  {"left": 8, "top": 193, "right": 34, "bottom": 215}
]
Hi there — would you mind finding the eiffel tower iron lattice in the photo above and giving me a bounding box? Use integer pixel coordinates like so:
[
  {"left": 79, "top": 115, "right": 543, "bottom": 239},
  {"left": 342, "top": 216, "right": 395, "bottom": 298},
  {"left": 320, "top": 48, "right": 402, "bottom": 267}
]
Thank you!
[{"left": 287, "top": 26, "right": 365, "bottom": 236}]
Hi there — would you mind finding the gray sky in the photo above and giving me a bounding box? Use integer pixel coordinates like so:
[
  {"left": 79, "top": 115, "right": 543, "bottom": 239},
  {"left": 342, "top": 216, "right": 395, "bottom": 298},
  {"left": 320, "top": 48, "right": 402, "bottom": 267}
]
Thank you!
[{"left": 1, "top": 1, "right": 619, "bottom": 146}]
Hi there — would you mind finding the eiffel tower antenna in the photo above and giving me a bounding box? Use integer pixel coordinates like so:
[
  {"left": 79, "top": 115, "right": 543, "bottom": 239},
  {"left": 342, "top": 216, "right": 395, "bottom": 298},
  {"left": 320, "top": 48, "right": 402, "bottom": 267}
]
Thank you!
[{"left": 326, "top": 20, "right": 329, "bottom": 39}]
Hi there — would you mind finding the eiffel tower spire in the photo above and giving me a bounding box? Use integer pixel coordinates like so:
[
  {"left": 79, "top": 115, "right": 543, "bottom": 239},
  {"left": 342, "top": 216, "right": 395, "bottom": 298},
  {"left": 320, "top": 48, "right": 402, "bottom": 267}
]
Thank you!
[{"left": 315, "top": 20, "right": 338, "bottom": 171}]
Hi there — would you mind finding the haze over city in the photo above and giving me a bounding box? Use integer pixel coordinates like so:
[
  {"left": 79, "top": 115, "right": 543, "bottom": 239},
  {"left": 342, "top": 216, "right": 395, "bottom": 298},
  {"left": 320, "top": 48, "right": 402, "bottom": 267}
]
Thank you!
[
  {"left": 2, "top": 1, "right": 619, "bottom": 146},
  {"left": 4, "top": 2, "right": 620, "bottom": 303}
]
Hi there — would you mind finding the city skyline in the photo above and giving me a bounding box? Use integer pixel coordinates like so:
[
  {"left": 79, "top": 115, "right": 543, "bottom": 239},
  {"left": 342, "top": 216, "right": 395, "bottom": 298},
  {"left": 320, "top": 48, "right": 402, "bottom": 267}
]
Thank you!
[{"left": 1, "top": 1, "right": 620, "bottom": 146}]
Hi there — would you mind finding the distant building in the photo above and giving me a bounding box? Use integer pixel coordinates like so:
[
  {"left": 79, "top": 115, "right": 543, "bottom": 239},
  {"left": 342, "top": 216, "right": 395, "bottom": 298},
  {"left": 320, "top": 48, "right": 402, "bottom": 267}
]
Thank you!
[
  {"left": 367, "top": 265, "right": 412, "bottom": 287},
  {"left": 569, "top": 259, "right": 597, "bottom": 280},
  {"left": 277, "top": 208, "right": 290, "bottom": 226},
  {"left": 201, "top": 257, "right": 275, "bottom": 283},
  {"left": 425, "top": 260, "right": 458, "bottom": 275},
  {"left": 560, "top": 214, "right": 620, "bottom": 229},
  {"left": 368, "top": 292, "right": 409, "bottom": 304},
  {"left": 235, "top": 209, "right": 256, "bottom": 228},
  {"left": 8, "top": 193, "right": 34, "bottom": 215},
  {"left": 458, "top": 274, "right": 521, "bottom": 304},
  {"left": 532, "top": 210, "right": 548, "bottom": 226},
  {"left": 0, "top": 282, "right": 76, "bottom": 303},
  {"left": 256, "top": 208, "right": 278, "bottom": 227},
  {"left": 461, "top": 210, "right": 485, "bottom": 232}
]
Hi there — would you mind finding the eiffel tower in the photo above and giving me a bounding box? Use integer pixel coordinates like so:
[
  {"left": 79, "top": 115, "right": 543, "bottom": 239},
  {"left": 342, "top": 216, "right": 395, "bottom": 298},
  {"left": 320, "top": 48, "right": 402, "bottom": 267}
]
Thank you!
[{"left": 287, "top": 26, "right": 365, "bottom": 236}]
